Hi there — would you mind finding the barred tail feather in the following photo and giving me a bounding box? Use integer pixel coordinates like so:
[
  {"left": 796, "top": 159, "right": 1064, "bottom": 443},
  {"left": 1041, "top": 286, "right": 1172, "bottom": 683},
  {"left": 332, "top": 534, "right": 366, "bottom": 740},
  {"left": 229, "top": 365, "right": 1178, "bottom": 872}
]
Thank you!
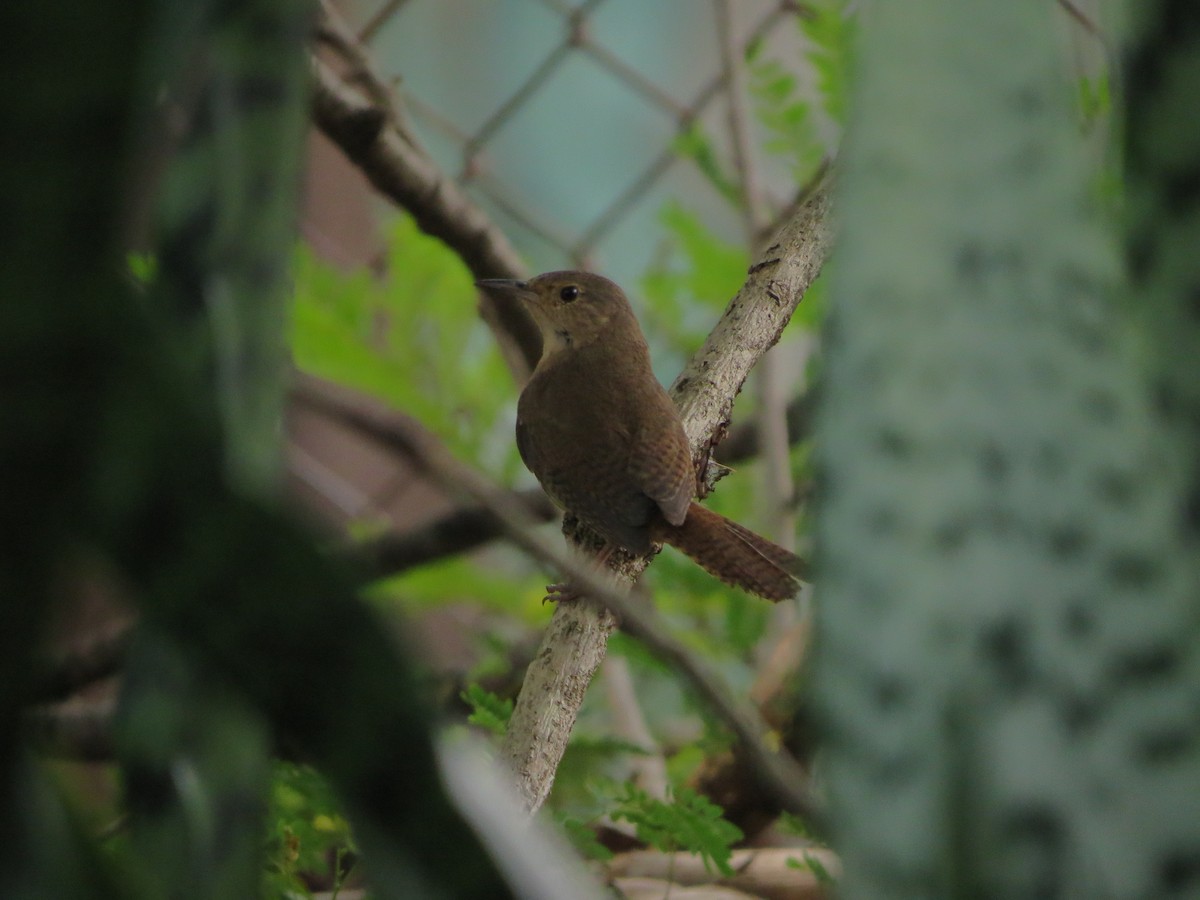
[{"left": 653, "top": 502, "right": 806, "bottom": 602}]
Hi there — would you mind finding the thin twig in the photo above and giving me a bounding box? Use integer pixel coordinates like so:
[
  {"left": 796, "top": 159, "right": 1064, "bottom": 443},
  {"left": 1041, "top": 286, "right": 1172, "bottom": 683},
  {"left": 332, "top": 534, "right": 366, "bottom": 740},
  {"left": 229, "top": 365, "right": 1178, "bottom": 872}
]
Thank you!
[
  {"left": 358, "top": 0, "right": 409, "bottom": 44},
  {"left": 717, "top": 0, "right": 769, "bottom": 233},
  {"left": 716, "top": 0, "right": 797, "bottom": 552},
  {"left": 1056, "top": 0, "right": 1104, "bottom": 40},
  {"left": 603, "top": 655, "right": 669, "bottom": 799}
]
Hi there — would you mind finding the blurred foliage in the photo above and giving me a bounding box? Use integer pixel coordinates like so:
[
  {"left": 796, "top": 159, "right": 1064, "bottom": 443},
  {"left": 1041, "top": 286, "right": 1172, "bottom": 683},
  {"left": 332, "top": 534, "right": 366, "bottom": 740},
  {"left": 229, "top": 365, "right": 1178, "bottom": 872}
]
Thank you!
[
  {"left": 1078, "top": 71, "right": 1112, "bottom": 130},
  {"left": 127, "top": 252, "right": 159, "bottom": 287},
  {"left": 743, "top": 0, "right": 856, "bottom": 182},
  {"left": 366, "top": 551, "right": 546, "bottom": 617},
  {"left": 641, "top": 203, "right": 749, "bottom": 356},
  {"left": 612, "top": 785, "right": 744, "bottom": 877},
  {"left": 264, "top": 763, "right": 355, "bottom": 898},
  {"left": 672, "top": 125, "right": 741, "bottom": 207},
  {"left": 460, "top": 684, "right": 513, "bottom": 737},
  {"left": 746, "top": 50, "right": 824, "bottom": 183},
  {"left": 800, "top": 0, "right": 858, "bottom": 127},
  {"left": 787, "top": 850, "right": 837, "bottom": 885},
  {"left": 291, "top": 215, "right": 522, "bottom": 479}
]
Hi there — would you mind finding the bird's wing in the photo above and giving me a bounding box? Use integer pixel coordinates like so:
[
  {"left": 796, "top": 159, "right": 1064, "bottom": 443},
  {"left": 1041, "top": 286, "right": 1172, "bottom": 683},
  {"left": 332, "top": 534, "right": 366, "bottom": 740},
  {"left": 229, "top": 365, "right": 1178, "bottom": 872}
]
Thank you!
[{"left": 628, "top": 394, "right": 694, "bottom": 527}]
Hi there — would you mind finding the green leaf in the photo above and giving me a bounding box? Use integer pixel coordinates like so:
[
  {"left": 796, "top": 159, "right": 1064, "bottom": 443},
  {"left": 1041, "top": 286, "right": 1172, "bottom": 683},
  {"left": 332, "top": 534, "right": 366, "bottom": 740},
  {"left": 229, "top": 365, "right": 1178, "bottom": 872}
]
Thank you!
[
  {"left": 748, "top": 56, "right": 822, "bottom": 181},
  {"left": 460, "top": 683, "right": 513, "bottom": 736},
  {"left": 369, "top": 552, "right": 547, "bottom": 617},
  {"left": 745, "top": 0, "right": 856, "bottom": 183},
  {"left": 611, "top": 786, "right": 743, "bottom": 877},
  {"left": 290, "top": 214, "right": 521, "bottom": 469},
  {"left": 127, "top": 252, "right": 158, "bottom": 285},
  {"left": 777, "top": 811, "right": 813, "bottom": 839},
  {"left": 641, "top": 203, "right": 748, "bottom": 353},
  {"left": 785, "top": 850, "right": 835, "bottom": 885},
  {"left": 803, "top": 851, "right": 836, "bottom": 884},
  {"left": 1078, "top": 72, "right": 1111, "bottom": 130},
  {"left": 801, "top": 0, "right": 858, "bottom": 126},
  {"left": 264, "top": 762, "right": 354, "bottom": 896},
  {"left": 673, "top": 124, "right": 740, "bottom": 205}
]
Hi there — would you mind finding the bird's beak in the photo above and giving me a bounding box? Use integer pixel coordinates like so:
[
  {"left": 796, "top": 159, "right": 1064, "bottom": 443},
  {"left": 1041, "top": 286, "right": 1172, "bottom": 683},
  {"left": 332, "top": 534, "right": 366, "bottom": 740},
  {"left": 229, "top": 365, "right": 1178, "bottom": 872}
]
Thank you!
[
  {"left": 477, "top": 279, "right": 544, "bottom": 319},
  {"left": 476, "top": 278, "right": 529, "bottom": 295}
]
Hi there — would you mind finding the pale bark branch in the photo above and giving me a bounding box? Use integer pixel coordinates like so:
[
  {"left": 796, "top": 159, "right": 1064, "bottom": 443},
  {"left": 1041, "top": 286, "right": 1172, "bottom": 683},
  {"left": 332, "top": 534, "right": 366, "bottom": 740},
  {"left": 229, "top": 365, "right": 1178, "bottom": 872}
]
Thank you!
[
  {"left": 610, "top": 847, "right": 839, "bottom": 899},
  {"left": 672, "top": 173, "right": 833, "bottom": 463}
]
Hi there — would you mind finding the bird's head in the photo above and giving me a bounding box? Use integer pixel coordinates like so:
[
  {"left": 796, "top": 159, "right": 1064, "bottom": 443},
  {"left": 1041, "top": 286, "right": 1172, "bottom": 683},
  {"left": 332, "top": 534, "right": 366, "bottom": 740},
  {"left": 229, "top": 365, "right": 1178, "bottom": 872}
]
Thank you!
[{"left": 477, "top": 271, "right": 638, "bottom": 361}]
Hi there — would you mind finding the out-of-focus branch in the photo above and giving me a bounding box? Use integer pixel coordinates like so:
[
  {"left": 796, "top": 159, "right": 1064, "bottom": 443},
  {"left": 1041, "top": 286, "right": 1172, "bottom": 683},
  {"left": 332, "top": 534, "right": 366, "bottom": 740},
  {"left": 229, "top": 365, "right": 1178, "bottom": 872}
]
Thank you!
[
  {"left": 1056, "top": 0, "right": 1104, "bottom": 39},
  {"left": 610, "top": 847, "right": 839, "bottom": 899},
  {"left": 603, "top": 655, "right": 669, "bottom": 799},
  {"left": 717, "top": 391, "right": 814, "bottom": 465},
  {"left": 308, "top": 56, "right": 540, "bottom": 378},
  {"left": 33, "top": 621, "right": 133, "bottom": 702},
  {"left": 26, "top": 701, "right": 115, "bottom": 761},
  {"left": 357, "top": 0, "right": 409, "bottom": 45},
  {"left": 356, "top": 487, "right": 556, "bottom": 575}
]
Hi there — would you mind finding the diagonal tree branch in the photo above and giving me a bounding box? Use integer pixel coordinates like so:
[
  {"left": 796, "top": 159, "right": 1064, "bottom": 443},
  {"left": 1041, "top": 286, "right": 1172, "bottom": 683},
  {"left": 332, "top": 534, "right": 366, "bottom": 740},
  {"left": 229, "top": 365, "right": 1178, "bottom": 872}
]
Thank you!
[
  {"left": 671, "top": 173, "right": 833, "bottom": 462},
  {"left": 355, "top": 487, "right": 556, "bottom": 575},
  {"left": 309, "top": 56, "right": 541, "bottom": 378}
]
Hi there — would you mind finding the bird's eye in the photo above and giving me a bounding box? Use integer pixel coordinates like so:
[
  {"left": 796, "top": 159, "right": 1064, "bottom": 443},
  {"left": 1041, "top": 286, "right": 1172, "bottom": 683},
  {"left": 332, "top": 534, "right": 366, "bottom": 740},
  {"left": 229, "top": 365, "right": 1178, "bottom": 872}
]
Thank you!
[{"left": 560, "top": 285, "right": 580, "bottom": 302}]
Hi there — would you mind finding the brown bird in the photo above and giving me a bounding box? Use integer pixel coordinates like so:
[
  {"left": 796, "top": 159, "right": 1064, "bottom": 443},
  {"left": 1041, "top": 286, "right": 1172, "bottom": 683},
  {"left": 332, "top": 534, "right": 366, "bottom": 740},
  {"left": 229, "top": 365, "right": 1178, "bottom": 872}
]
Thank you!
[{"left": 477, "top": 271, "right": 806, "bottom": 602}]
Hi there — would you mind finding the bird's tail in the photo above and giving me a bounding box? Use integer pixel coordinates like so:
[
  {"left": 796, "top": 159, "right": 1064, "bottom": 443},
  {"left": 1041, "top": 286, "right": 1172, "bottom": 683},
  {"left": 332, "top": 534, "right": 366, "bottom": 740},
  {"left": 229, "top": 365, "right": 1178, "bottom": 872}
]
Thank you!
[{"left": 652, "top": 502, "right": 807, "bottom": 602}]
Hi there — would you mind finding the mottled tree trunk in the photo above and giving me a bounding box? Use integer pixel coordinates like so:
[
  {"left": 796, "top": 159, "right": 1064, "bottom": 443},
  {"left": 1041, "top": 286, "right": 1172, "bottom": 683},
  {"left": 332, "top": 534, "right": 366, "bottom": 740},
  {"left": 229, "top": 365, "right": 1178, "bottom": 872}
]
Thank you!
[{"left": 814, "top": 0, "right": 1200, "bottom": 896}]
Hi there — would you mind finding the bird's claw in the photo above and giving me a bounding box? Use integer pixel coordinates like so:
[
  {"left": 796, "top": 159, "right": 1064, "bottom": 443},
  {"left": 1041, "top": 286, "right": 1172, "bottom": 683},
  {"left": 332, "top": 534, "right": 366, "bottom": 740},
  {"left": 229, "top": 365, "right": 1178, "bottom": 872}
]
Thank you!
[{"left": 543, "top": 581, "right": 583, "bottom": 604}]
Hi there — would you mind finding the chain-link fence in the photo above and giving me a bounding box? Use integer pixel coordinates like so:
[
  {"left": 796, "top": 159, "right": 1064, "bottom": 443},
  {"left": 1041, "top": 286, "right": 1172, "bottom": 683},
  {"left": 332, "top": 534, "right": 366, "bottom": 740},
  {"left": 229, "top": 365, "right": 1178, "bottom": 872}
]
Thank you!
[{"left": 344, "top": 0, "right": 824, "bottom": 285}]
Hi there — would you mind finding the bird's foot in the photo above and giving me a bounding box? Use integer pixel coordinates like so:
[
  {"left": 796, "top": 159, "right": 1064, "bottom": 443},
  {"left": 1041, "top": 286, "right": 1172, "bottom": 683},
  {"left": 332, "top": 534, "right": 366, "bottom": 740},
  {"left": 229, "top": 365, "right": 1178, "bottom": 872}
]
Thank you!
[
  {"left": 542, "top": 543, "right": 617, "bottom": 603},
  {"left": 542, "top": 581, "right": 583, "bottom": 604}
]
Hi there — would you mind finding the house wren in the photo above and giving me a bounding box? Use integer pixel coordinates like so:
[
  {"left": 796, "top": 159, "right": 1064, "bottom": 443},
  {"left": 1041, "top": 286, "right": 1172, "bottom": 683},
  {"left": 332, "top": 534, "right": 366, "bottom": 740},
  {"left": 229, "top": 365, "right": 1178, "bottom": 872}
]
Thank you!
[{"left": 478, "top": 271, "right": 806, "bottom": 602}]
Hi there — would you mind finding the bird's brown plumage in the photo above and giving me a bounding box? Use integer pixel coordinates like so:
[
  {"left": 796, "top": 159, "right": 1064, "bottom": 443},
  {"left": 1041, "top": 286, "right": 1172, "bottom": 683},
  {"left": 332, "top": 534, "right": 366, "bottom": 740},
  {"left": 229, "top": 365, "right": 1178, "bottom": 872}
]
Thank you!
[{"left": 478, "top": 271, "right": 804, "bottom": 602}]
